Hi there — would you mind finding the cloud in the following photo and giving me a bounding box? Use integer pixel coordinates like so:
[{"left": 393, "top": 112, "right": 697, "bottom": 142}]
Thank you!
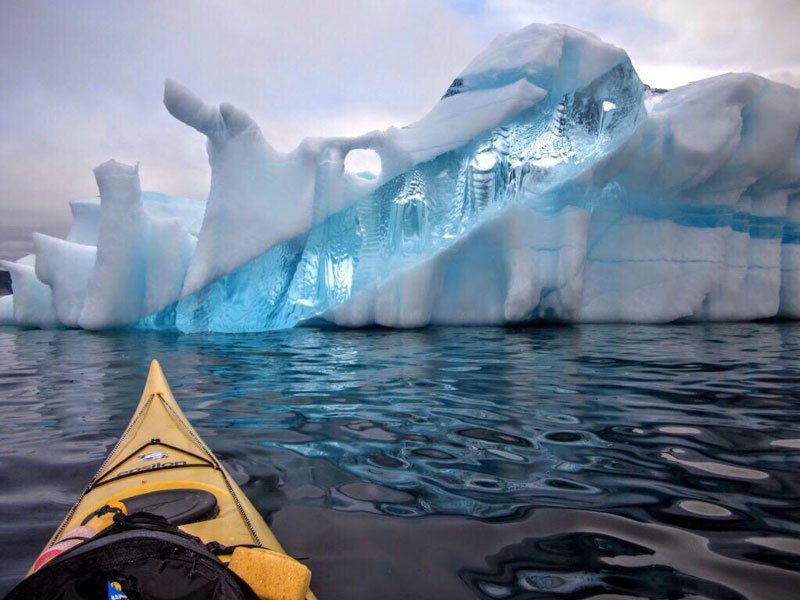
[
  {"left": 1, "top": 0, "right": 797, "bottom": 261},
  {"left": 0, "top": 0, "right": 481, "bottom": 259},
  {"left": 768, "top": 71, "right": 800, "bottom": 89},
  {"left": 467, "top": 0, "right": 800, "bottom": 88}
]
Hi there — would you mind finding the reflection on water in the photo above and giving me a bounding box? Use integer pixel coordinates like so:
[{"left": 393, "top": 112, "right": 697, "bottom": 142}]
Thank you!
[{"left": 1, "top": 324, "right": 799, "bottom": 598}]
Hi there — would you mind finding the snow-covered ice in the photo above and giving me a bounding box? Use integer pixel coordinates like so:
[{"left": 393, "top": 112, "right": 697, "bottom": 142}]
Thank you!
[{"left": 2, "top": 24, "right": 799, "bottom": 331}]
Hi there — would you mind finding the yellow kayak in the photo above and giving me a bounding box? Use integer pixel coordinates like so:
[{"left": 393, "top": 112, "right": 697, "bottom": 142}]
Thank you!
[{"left": 7, "top": 359, "right": 315, "bottom": 600}]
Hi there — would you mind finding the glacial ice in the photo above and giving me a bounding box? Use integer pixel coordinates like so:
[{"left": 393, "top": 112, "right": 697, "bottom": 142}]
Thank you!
[{"left": 1, "top": 23, "right": 799, "bottom": 331}]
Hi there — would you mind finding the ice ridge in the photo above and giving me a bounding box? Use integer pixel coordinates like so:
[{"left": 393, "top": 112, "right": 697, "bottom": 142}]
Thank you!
[{"left": 1, "top": 24, "right": 799, "bottom": 331}]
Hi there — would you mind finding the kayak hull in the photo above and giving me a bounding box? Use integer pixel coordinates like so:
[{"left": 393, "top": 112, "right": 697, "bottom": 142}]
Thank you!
[{"left": 29, "top": 360, "right": 315, "bottom": 599}]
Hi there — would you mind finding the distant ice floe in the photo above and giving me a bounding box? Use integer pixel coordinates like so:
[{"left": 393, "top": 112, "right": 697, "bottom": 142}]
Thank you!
[{"left": 2, "top": 23, "right": 800, "bottom": 331}]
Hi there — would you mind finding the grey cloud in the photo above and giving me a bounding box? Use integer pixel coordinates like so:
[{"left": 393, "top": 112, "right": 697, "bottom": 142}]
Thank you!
[
  {"left": 476, "top": 0, "right": 800, "bottom": 88},
  {"left": 0, "top": 224, "right": 67, "bottom": 262},
  {"left": 2, "top": 0, "right": 798, "bottom": 262},
  {"left": 0, "top": 0, "right": 481, "bottom": 260},
  {"left": 638, "top": 0, "right": 800, "bottom": 71},
  {"left": 768, "top": 71, "right": 800, "bottom": 89}
]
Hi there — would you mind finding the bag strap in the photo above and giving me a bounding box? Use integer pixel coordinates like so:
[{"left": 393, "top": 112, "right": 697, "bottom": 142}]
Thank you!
[{"left": 87, "top": 507, "right": 206, "bottom": 547}]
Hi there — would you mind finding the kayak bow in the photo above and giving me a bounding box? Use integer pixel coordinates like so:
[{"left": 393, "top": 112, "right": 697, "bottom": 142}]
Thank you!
[{"left": 16, "top": 359, "right": 315, "bottom": 600}]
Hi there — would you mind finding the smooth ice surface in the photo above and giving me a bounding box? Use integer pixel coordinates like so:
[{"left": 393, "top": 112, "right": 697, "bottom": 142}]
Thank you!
[{"left": 2, "top": 24, "right": 799, "bottom": 331}]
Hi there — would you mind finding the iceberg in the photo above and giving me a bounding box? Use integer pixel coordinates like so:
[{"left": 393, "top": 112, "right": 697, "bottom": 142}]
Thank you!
[{"left": 2, "top": 23, "right": 799, "bottom": 331}]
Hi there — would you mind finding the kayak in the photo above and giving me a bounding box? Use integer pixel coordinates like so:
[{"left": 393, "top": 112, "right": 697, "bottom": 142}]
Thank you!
[{"left": 6, "top": 359, "right": 315, "bottom": 600}]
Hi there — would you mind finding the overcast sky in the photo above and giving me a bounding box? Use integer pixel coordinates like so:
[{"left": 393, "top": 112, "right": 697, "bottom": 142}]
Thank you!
[{"left": 2, "top": 0, "right": 798, "bottom": 260}]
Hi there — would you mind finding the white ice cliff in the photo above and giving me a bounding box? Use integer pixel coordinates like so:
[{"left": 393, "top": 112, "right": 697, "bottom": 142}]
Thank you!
[{"left": 2, "top": 23, "right": 799, "bottom": 331}]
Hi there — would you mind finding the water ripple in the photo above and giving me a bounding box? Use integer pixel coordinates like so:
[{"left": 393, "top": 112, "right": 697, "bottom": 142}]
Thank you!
[{"left": 1, "top": 323, "right": 800, "bottom": 598}]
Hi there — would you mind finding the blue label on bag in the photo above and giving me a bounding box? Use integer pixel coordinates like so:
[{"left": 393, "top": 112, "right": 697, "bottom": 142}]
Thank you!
[{"left": 107, "top": 581, "right": 129, "bottom": 600}]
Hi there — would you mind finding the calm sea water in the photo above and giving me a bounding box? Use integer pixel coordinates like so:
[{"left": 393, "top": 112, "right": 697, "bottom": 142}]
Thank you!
[{"left": 1, "top": 323, "right": 799, "bottom": 599}]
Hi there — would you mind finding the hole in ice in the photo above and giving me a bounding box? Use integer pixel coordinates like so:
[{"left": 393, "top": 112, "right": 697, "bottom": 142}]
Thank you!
[
  {"left": 470, "top": 150, "right": 498, "bottom": 172},
  {"left": 344, "top": 148, "right": 382, "bottom": 179}
]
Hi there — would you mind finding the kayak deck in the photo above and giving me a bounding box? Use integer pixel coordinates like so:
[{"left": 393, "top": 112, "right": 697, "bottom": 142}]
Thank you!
[{"left": 36, "top": 360, "right": 316, "bottom": 599}]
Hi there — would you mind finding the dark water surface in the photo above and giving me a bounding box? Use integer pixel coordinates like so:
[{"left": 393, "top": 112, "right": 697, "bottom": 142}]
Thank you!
[{"left": 1, "top": 324, "right": 799, "bottom": 599}]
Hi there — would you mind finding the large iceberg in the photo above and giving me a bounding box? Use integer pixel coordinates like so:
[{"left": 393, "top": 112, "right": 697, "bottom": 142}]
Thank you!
[{"left": 2, "top": 24, "right": 799, "bottom": 332}]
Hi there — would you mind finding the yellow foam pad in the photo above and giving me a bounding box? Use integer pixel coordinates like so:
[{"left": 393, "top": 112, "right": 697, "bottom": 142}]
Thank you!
[{"left": 228, "top": 547, "right": 311, "bottom": 600}]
